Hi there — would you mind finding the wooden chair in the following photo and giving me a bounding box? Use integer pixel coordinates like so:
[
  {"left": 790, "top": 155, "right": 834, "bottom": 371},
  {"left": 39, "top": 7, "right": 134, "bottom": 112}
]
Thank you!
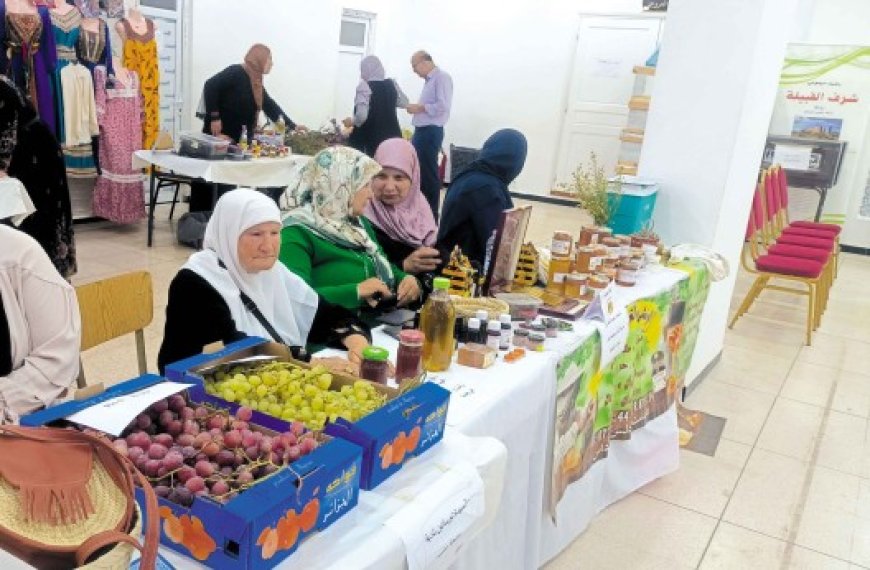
[{"left": 75, "top": 271, "right": 154, "bottom": 387}]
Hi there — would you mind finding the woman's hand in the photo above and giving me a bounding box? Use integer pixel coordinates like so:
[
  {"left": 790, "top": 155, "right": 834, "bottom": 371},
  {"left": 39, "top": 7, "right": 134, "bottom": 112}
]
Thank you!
[
  {"left": 310, "top": 356, "right": 359, "bottom": 376},
  {"left": 402, "top": 247, "right": 442, "bottom": 273},
  {"left": 357, "top": 278, "right": 392, "bottom": 307},
  {"left": 210, "top": 119, "right": 222, "bottom": 137},
  {"left": 396, "top": 275, "right": 421, "bottom": 307}
]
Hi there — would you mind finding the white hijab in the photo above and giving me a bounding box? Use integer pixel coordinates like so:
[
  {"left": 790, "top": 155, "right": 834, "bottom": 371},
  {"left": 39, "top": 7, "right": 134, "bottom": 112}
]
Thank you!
[{"left": 183, "top": 189, "right": 319, "bottom": 346}]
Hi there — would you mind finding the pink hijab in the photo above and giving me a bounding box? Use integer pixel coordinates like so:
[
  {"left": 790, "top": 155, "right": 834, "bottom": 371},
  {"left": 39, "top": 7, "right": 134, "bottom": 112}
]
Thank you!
[{"left": 365, "top": 138, "right": 438, "bottom": 247}]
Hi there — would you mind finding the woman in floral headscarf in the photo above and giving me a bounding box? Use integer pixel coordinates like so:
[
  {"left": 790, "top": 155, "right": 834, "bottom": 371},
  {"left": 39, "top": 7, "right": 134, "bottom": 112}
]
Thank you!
[{"left": 280, "top": 146, "right": 421, "bottom": 312}]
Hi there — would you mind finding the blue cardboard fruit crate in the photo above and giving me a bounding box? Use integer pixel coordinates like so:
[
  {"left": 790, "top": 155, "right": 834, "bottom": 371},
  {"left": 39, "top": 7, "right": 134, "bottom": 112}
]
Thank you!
[
  {"left": 607, "top": 175, "right": 659, "bottom": 235},
  {"left": 22, "top": 375, "right": 363, "bottom": 569},
  {"left": 166, "top": 338, "right": 451, "bottom": 490}
]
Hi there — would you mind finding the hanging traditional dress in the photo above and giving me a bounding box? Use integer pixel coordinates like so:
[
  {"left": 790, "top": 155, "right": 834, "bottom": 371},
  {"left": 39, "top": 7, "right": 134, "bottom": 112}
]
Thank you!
[
  {"left": 78, "top": 18, "right": 114, "bottom": 77},
  {"left": 93, "top": 65, "right": 144, "bottom": 223},
  {"left": 120, "top": 17, "right": 158, "bottom": 150},
  {"left": 1, "top": 5, "right": 58, "bottom": 135},
  {"left": 50, "top": 7, "right": 81, "bottom": 144}
]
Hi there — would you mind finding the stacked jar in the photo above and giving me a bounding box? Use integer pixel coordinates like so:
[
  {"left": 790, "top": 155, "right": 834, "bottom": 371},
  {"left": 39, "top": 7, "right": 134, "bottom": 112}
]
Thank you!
[{"left": 547, "top": 230, "right": 574, "bottom": 295}]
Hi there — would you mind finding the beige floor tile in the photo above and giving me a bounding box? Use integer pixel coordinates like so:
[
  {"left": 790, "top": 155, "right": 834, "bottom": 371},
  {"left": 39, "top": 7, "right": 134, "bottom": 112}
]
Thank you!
[
  {"left": 814, "top": 411, "right": 870, "bottom": 478},
  {"left": 706, "top": 344, "right": 794, "bottom": 395},
  {"left": 756, "top": 399, "right": 825, "bottom": 462},
  {"left": 686, "top": 380, "right": 776, "bottom": 445},
  {"left": 544, "top": 493, "right": 716, "bottom": 570},
  {"left": 639, "top": 440, "right": 751, "bottom": 518},
  {"left": 700, "top": 522, "right": 851, "bottom": 570},
  {"left": 723, "top": 319, "right": 804, "bottom": 360},
  {"left": 799, "top": 333, "right": 870, "bottom": 376},
  {"left": 723, "top": 448, "right": 810, "bottom": 540}
]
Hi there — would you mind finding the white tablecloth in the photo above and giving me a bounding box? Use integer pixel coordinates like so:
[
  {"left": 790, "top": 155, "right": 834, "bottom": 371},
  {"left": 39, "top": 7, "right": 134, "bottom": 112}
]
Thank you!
[{"left": 133, "top": 150, "right": 309, "bottom": 188}]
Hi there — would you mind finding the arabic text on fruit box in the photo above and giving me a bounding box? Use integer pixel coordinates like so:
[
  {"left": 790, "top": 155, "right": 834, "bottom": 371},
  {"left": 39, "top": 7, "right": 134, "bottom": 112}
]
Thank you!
[{"left": 66, "top": 382, "right": 195, "bottom": 436}]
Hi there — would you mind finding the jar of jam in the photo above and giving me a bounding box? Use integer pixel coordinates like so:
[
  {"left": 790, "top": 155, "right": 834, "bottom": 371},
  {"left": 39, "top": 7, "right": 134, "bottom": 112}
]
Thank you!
[
  {"left": 395, "top": 330, "right": 424, "bottom": 383},
  {"left": 528, "top": 332, "right": 546, "bottom": 351},
  {"left": 551, "top": 230, "right": 574, "bottom": 258},
  {"left": 564, "top": 272, "right": 588, "bottom": 299},
  {"left": 616, "top": 261, "right": 640, "bottom": 287},
  {"left": 360, "top": 346, "right": 390, "bottom": 384},
  {"left": 513, "top": 328, "right": 530, "bottom": 348}
]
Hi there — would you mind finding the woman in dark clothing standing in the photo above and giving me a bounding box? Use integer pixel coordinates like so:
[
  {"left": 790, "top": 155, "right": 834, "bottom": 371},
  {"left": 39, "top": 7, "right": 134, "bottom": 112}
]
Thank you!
[
  {"left": 347, "top": 56, "right": 408, "bottom": 157},
  {"left": 0, "top": 76, "right": 76, "bottom": 278},
  {"left": 190, "top": 44, "right": 304, "bottom": 212},
  {"left": 437, "top": 129, "right": 528, "bottom": 267},
  {"left": 158, "top": 189, "right": 372, "bottom": 375},
  {"left": 202, "top": 44, "right": 298, "bottom": 143}
]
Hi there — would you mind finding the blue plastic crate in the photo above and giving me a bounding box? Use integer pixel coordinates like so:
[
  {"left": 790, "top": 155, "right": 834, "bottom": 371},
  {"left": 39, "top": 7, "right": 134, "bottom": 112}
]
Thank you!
[{"left": 607, "top": 176, "right": 658, "bottom": 235}]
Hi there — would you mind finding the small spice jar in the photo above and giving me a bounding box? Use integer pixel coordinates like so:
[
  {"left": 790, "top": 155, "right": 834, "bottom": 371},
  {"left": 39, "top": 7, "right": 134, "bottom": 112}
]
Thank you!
[
  {"left": 616, "top": 260, "right": 640, "bottom": 287},
  {"left": 564, "top": 272, "right": 588, "bottom": 299},
  {"left": 528, "top": 332, "right": 546, "bottom": 351},
  {"left": 360, "top": 346, "right": 390, "bottom": 384},
  {"left": 544, "top": 318, "right": 558, "bottom": 338},
  {"left": 395, "top": 330, "right": 424, "bottom": 383},
  {"left": 551, "top": 230, "right": 574, "bottom": 258},
  {"left": 513, "top": 328, "right": 530, "bottom": 348}
]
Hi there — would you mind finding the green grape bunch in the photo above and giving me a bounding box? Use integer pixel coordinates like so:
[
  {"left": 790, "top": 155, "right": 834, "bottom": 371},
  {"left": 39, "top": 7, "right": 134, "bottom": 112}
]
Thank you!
[{"left": 204, "top": 362, "right": 388, "bottom": 431}]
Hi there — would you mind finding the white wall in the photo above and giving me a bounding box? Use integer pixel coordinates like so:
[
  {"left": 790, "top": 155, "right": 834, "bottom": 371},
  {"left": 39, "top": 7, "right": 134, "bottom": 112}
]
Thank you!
[
  {"left": 185, "top": 0, "right": 646, "bottom": 194},
  {"left": 802, "top": 0, "right": 870, "bottom": 45}
]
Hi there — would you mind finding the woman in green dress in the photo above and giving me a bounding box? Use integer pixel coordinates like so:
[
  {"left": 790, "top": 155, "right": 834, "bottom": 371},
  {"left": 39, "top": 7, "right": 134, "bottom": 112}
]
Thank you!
[{"left": 280, "top": 146, "right": 421, "bottom": 313}]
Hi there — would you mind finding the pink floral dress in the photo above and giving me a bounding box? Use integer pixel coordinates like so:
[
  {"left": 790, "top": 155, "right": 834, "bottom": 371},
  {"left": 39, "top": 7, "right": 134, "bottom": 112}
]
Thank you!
[{"left": 92, "top": 65, "right": 145, "bottom": 223}]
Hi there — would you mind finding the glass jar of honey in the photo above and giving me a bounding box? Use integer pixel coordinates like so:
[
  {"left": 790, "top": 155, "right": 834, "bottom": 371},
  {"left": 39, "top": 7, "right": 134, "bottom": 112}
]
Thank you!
[
  {"left": 551, "top": 231, "right": 574, "bottom": 258},
  {"left": 616, "top": 261, "right": 640, "bottom": 287},
  {"left": 547, "top": 255, "right": 571, "bottom": 295},
  {"left": 564, "top": 273, "right": 588, "bottom": 299},
  {"left": 574, "top": 246, "right": 595, "bottom": 273},
  {"left": 588, "top": 274, "right": 610, "bottom": 295}
]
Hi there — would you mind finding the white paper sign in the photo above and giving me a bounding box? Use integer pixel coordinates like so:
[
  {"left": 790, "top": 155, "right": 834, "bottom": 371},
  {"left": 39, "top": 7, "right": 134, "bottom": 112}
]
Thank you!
[
  {"left": 583, "top": 283, "right": 630, "bottom": 368},
  {"left": 66, "top": 382, "right": 194, "bottom": 436},
  {"left": 772, "top": 144, "right": 812, "bottom": 170},
  {"left": 384, "top": 462, "right": 485, "bottom": 570},
  {"left": 592, "top": 57, "right": 622, "bottom": 78}
]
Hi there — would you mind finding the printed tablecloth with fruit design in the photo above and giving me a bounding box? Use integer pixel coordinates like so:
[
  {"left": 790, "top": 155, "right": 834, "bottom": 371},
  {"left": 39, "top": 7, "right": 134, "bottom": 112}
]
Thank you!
[{"left": 550, "top": 261, "right": 710, "bottom": 515}]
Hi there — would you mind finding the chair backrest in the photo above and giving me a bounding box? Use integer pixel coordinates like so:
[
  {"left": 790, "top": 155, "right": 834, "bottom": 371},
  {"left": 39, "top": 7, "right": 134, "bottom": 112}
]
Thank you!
[
  {"left": 75, "top": 271, "right": 153, "bottom": 386},
  {"left": 76, "top": 271, "right": 154, "bottom": 350},
  {"left": 776, "top": 165, "right": 792, "bottom": 221}
]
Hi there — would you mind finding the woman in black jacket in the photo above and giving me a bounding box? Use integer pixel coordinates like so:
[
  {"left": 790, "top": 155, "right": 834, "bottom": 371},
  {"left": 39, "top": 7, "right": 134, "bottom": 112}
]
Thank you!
[
  {"left": 347, "top": 55, "right": 407, "bottom": 157},
  {"left": 202, "top": 44, "right": 298, "bottom": 143}
]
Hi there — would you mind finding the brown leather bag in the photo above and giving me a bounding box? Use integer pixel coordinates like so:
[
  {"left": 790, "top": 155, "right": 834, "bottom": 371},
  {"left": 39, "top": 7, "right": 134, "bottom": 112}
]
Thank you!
[{"left": 0, "top": 425, "right": 159, "bottom": 569}]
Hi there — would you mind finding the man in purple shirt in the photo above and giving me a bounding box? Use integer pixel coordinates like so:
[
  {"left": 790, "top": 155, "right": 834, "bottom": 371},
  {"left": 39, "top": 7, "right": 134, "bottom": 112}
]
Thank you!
[{"left": 406, "top": 50, "right": 453, "bottom": 218}]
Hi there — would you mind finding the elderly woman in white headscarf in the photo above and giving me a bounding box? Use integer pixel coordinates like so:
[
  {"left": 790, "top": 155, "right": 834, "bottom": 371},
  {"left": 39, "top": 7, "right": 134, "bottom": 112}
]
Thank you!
[
  {"left": 346, "top": 55, "right": 408, "bottom": 157},
  {"left": 158, "top": 188, "right": 371, "bottom": 374}
]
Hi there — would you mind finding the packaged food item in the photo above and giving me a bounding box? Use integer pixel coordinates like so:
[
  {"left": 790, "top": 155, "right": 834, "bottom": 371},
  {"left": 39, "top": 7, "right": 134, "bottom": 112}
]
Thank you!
[
  {"left": 574, "top": 246, "right": 595, "bottom": 273},
  {"left": 616, "top": 260, "right": 640, "bottom": 287},
  {"left": 544, "top": 318, "right": 558, "bottom": 338},
  {"left": 513, "top": 328, "right": 530, "bottom": 348},
  {"left": 457, "top": 343, "right": 497, "bottom": 369},
  {"left": 528, "top": 332, "right": 546, "bottom": 351},
  {"left": 420, "top": 278, "right": 456, "bottom": 372},
  {"left": 578, "top": 226, "right": 612, "bottom": 246},
  {"left": 486, "top": 320, "right": 502, "bottom": 351},
  {"left": 602, "top": 236, "right": 622, "bottom": 255},
  {"left": 547, "top": 255, "right": 571, "bottom": 295},
  {"left": 395, "top": 330, "right": 424, "bottom": 383},
  {"left": 360, "top": 346, "right": 390, "bottom": 384},
  {"left": 178, "top": 132, "right": 230, "bottom": 159},
  {"left": 530, "top": 322, "right": 546, "bottom": 336},
  {"left": 465, "top": 317, "right": 482, "bottom": 344},
  {"left": 564, "top": 273, "right": 588, "bottom": 299},
  {"left": 589, "top": 274, "right": 611, "bottom": 295},
  {"left": 499, "top": 314, "right": 513, "bottom": 350},
  {"left": 475, "top": 309, "right": 489, "bottom": 338},
  {"left": 494, "top": 293, "right": 544, "bottom": 321},
  {"left": 504, "top": 347, "right": 526, "bottom": 363},
  {"left": 551, "top": 231, "right": 574, "bottom": 258}
]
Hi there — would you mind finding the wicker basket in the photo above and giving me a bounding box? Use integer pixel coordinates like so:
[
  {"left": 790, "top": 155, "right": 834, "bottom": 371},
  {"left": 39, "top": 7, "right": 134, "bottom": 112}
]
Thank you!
[
  {"left": 450, "top": 296, "right": 510, "bottom": 320},
  {"left": 0, "top": 454, "right": 143, "bottom": 569}
]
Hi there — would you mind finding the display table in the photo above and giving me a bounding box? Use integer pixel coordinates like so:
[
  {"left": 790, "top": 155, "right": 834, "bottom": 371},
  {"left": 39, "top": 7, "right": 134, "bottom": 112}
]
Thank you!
[
  {"left": 316, "top": 261, "right": 710, "bottom": 569},
  {"left": 132, "top": 150, "right": 308, "bottom": 246}
]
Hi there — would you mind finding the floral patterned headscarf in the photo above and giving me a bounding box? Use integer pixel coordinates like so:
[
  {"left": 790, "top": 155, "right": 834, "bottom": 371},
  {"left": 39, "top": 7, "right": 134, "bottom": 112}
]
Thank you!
[{"left": 283, "top": 146, "right": 394, "bottom": 286}]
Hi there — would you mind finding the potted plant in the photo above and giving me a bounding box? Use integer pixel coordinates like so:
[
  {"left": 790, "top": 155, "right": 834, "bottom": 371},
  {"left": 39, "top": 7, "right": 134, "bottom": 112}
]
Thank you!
[{"left": 555, "top": 153, "right": 621, "bottom": 226}]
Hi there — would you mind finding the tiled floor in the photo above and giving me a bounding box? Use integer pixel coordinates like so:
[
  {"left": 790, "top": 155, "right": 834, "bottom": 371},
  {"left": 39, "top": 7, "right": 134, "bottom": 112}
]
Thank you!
[{"left": 72, "top": 199, "right": 870, "bottom": 569}]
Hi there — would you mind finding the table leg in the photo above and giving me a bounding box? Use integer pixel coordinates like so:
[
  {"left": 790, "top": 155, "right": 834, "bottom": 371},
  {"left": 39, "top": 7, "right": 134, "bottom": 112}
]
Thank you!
[{"left": 147, "top": 167, "right": 158, "bottom": 247}]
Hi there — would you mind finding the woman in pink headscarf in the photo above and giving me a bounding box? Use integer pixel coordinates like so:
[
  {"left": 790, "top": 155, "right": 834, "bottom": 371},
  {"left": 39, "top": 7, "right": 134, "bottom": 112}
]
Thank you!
[{"left": 364, "top": 138, "right": 441, "bottom": 274}]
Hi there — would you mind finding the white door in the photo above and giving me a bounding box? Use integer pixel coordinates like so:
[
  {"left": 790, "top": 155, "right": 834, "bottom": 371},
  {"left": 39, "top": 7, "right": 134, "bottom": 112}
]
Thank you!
[
  {"left": 334, "top": 10, "right": 375, "bottom": 123},
  {"left": 554, "top": 15, "right": 663, "bottom": 185},
  {"left": 141, "top": 0, "right": 184, "bottom": 142}
]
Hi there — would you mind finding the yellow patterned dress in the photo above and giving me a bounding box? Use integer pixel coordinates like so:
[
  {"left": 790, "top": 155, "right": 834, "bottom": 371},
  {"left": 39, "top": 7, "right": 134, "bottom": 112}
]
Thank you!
[{"left": 120, "top": 18, "right": 158, "bottom": 149}]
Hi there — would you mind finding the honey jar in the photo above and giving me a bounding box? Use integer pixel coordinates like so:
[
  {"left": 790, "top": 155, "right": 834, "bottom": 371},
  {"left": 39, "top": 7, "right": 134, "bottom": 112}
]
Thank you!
[{"left": 564, "top": 273, "right": 589, "bottom": 299}]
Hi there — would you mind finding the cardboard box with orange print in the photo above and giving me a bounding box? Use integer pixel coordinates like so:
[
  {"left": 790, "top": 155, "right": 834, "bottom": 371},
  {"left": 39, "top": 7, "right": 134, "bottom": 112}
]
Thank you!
[
  {"left": 22, "top": 374, "right": 363, "bottom": 569},
  {"left": 167, "top": 337, "right": 451, "bottom": 490}
]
